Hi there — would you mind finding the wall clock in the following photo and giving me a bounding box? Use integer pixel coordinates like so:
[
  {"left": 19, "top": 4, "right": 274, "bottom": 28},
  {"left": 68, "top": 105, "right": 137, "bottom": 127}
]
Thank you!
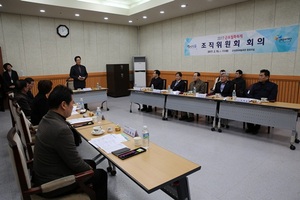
[{"left": 57, "top": 25, "right": 69, "bottom": 37}]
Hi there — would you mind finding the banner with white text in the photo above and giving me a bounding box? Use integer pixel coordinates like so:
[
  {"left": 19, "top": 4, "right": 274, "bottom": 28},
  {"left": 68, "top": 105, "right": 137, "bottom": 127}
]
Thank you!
[{"left": 184, "top": 25, "right": 299, "bottom": 56}]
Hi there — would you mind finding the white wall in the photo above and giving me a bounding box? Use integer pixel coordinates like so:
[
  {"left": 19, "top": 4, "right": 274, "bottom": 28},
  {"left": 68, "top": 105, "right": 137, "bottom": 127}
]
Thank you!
[
  {"left": 0, "top": 14, "right": 138, "bottom": 76},
  {"left": 139, "top": 0, "right": 300, "bottom": 75}
]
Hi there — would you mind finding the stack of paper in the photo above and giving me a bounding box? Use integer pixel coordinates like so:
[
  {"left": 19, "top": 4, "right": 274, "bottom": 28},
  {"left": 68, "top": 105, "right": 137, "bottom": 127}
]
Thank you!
[{"left": 89, "top": 134, "right": 128, "bottom": 153}]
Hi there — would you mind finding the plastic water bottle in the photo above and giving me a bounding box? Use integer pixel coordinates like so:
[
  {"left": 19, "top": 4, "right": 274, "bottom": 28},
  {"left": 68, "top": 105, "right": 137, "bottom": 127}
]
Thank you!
[
  {"left": 142, "top": 125, "right": 150, "bottom": 149},
  {"left": 193, "top": 86, "right": 196, "bottom": 94},
  {"left": 96, "top": 107, "right": 101, "bottom": 122},
  {"left": 151, "top": 84, "right": 154, "bottom": 91},
  {"left": 96, "top": 82, "right": 100, "bottom": 89},
  {"left": 167, "top": 85, "right": 171, "bottom": 92},
  {"left": 79, "top": 98, "right": 84, "bottom": 109},
  {"left": 232, "top": 90, "right": 236, "bottom": 100}
]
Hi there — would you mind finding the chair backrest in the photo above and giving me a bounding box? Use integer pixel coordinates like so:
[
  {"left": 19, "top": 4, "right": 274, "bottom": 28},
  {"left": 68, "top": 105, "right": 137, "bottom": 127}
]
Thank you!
[
  {"left": 18, "top": 108, "right": 34, "bottom": 160},
  {"left": 66, "top": 78, "right": 74, "bottom": 90},
  {"left": 8, "top": 94, "right": 17, "bottom": 127},
  {"left": 182, "top": 80, "right": 188, "bottom": 92},
  {"left": 162, "top": 79, "right": 167, "bottom": 89},
  {"left": 204, "top": 81, "right": 209, "bottom": 94},
  {"left": 7, "top": 127, "right": 32, "bottom": 200}
]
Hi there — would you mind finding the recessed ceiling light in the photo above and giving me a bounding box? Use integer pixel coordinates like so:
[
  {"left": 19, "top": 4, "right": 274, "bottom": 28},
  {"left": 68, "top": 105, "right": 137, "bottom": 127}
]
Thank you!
[
  {"left": 160, "top": 11, "right": 165, "bottom": 14},
  {"left": 181, "top": 4, "right": 187, "bottom": 8},
  {"left": 75, "top": 13, "right": 80, "bottom": 17},
  {"left": 143, "top": 16, "right": 147, "bottom": 19},
  {"left": 104, "top": 17, "right": 108, "bottom": 20},
  {"left": 0, "top": 4, "right": 2, "bottom": 7},
  {"left": 40, "top": 9, "right": 45, "bottom": 13},
  {"left": 128, "top": 20, "right": 133, "bottom": 23}
]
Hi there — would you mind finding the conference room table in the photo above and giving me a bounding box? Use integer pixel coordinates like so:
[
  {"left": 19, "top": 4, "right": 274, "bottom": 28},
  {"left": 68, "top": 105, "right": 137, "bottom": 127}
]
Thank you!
[
  {"left": 71, "top": 114, "right": 201, "bottom": 200},
  {"left": 73, "top": 88, "right": 109, "bottom": 111},
  {"left": 217, "top": 98, "right": 300, "bottom": 150},
  {"left": 129, "top": 89, "right": 300, "bottom": 150}
]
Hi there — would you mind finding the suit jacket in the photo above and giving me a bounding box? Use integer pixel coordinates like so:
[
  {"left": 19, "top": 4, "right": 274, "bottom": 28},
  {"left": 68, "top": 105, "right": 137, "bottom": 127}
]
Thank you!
[
  {"left": 149, "top": 77, "right": 163, "bottom": 89},
  {"left": 247, "top": 80, "right": 278, "bottom": 101},
  {"left": 189, "top": 79, "right": 206, "bottom": 93},
  {"left": 33, "top": 110, "right": 90, "bottom": 186},
  {"left": 171, "top": 80, "right": 186, "bottom": 92},
  {"left": 14, "top": 92, "right": 32, "bottom": 117},
  {"left": 214, "top": 81, "right": 234, "bottom": 97},
  {"left": 232, "top": 77, "right": 246, "bottom": 97},
  {"left": 3, "top": 70, "right": 19, "bottom": 92},
  {"left": 69, "top": 65, "right": 88, "bottom": 89},
  {"left": 31, "top": 93, "right": 49, "bottom": 125}
]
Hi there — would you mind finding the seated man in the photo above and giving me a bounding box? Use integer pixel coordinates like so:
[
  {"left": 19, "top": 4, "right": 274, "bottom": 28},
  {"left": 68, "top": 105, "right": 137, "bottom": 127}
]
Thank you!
[
  {"left": 211, "top": 69, "right": 226, "bottom": 92},
  {"left": 180, "top": 72, "right": 206, "bottom": 122},
  {"left": 33, "top": 85, "right": 107, "bottom": 199},
  {"left": 246, "top": 69, "right": 278, "bottom": 134},
  {"left": 14, "top": 80, "right": 32, "bottom": 118},
  {"left": 211, "top": 72, "right": 233, "bottom": 97},
  {"left": 232, "top": 69, "right": 246, "bottom": 97},
  {"left": 141, "top": 70, "right": 163, "bottom": 112},
  {"left": 170, "top": 72, "right": 186, "bottom": 92}
]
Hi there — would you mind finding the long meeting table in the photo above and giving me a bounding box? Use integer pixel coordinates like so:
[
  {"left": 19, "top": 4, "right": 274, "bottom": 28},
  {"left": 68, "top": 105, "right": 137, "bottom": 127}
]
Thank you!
[
  {"left": 129, "top": 89, "right": 300, "bottom": 150},
  {"left": 73, "top": 88, "right": 109, "bottom": 110},
  {"left": 69, "top": 113, "right": 201, "bottom": 200}
]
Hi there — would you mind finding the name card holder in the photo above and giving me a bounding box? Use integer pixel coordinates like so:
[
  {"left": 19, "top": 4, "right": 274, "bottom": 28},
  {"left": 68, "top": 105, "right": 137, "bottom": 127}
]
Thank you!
[
  {"left": 123, "top": 126, "right": 138, "bottom": 137},
  {"left": 196, "top": 93, "right": 207, "bottom": 98}
]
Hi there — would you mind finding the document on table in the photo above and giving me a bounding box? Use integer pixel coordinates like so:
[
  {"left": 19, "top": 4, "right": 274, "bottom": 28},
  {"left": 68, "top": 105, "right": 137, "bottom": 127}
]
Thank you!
[
  {"left": 89, "top": 134, "right": 128, "bottom": 153},
  {"left": 67, "top": 117, "right": 93, "bottom": 125}
]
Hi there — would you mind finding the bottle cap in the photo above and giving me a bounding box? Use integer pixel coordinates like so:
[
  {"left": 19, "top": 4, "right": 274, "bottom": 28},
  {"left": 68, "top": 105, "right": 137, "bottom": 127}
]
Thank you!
[{"left": 143, "top": 125, "right": 147, "bottom": 129}]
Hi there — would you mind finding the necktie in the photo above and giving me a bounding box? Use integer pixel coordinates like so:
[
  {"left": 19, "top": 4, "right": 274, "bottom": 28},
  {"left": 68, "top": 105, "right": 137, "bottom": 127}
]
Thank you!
[{"left": 78, "top": 66, "right": 81, "bottom": 73}]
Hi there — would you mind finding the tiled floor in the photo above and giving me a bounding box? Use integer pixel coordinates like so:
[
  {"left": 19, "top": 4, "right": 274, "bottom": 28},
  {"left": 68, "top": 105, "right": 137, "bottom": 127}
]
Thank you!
[{"left": 1, "top": 96, "right": 300, "bottom": 200}]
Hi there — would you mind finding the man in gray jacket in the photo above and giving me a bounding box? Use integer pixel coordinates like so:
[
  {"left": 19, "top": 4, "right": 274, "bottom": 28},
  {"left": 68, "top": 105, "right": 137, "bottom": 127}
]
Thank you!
[{"left": 33, "top": 85, "right": 107, "bottom": 199}]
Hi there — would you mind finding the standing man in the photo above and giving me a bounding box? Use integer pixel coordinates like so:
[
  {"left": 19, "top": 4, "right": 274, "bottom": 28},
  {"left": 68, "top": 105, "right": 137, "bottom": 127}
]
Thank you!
[
  {"left": 33, "top": 85, "right": 107, "bottom": 199},
  {"left": 179, "top": 72, "right": 206, "bottom": 122},
  {"left": 246, "top": 69, "right": 278, "bottom": 134},
  {"left": 69, "top": 56, "right": 88, "bottom": 89},
  {"left": 232, "top": 69, "right": 246, "bottom": 97},
  {"left": 141, "top": 70, "right": 164, "bottom": 112}
]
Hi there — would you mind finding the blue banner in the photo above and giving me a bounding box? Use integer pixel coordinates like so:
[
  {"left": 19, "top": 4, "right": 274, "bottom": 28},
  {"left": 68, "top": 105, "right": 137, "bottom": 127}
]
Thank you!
[{"left": 184, "top": 25, "right": 299, "bottom": 56}]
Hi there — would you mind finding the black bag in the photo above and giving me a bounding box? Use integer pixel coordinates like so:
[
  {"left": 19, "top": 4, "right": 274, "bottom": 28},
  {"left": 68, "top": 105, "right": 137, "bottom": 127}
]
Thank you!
[{"left": 67, "top": 122, "right": 82, "bottom": 146}]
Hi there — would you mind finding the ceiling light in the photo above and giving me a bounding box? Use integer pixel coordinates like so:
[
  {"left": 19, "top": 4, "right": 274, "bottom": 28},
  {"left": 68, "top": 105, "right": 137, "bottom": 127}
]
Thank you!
[
  {"left": 160, "top": 11, "right": 165, "bottom": 14},
  {"left": 129, "top": 20, "right": 133, "bottom": 23},
  {"left": 0, "top": 4, "right": 2, "bottom": 7},
  {"left": 75, "top": 13, "right": 80, "bottom": 17},
  {"left": 181, "top": 4, "right": 187, "bottom": 8},
  {"left": 143, "top": 16, "right": 147, "bottom": 19},
  {"left": 104, "top": 17, "right": 108, "bottom": 20},
  {"left": 40, "top": 9, "right": 45, "bottom": 13}
]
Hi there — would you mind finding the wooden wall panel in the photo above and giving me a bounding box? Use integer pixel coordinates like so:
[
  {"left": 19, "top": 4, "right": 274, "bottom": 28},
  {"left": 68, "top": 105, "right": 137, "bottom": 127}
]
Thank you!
[{"left": 20, "top": 71, "right": 300, "bottom": 104}]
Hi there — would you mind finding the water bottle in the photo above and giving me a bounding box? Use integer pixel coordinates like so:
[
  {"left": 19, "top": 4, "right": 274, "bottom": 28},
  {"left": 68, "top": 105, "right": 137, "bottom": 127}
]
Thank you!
[
  {"left": 193, "top": 86, "right": 196, "bottom": 94},
  {"left": 151, "top": 84, "right": 154, "bottom": 91},
  {"left": 167, "top": 85, "right": 171, "bottom": 92},
  {"left": 142, "top": 125, "right": 150, "bottom": 149},
  {"left": 79, "top": 98, "right": 84, "bottom": 109},
  {"left": 232, "top": 90, "right": 236, "bottom": 100},
  {"left": 96, "top": 107, "right": 101, "bottom": 122},
  {"left": 96, "top": 82, "right": 100, "bottom": 89}
]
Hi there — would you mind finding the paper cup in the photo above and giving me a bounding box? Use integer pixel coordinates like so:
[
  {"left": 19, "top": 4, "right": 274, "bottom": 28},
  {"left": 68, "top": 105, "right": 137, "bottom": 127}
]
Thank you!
[{"left": 133, "top": 137, "right": 142, "bottom": 147}]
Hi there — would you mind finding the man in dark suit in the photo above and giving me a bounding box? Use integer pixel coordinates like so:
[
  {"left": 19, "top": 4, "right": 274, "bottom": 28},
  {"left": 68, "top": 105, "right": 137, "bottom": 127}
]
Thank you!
[
  {"left": 33, "top": 85, "right": 107, "bottom": 199},
  {"left": 141, "top": 69, "right": 164, "bottom": 112},
  {"left": 170, "top": 72, "right": 186, "bottom": 92},
  {"left": 168, "top": 72, "right": 186, "bottom": 117},
  {"left": 246, "top": 69, "right": 278, "bottom": 134},
  {"left": 232, "top": 69, "right": 246, "bottom": 97},
  {"left": 3, "top": 63, "right": 19, "bottom": 93},
  {"left": 213, "top": 72, "right": 233, "bottom": 97},
  {"left": 69, "top": 56, "right": 88, "bottom": 89}
]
